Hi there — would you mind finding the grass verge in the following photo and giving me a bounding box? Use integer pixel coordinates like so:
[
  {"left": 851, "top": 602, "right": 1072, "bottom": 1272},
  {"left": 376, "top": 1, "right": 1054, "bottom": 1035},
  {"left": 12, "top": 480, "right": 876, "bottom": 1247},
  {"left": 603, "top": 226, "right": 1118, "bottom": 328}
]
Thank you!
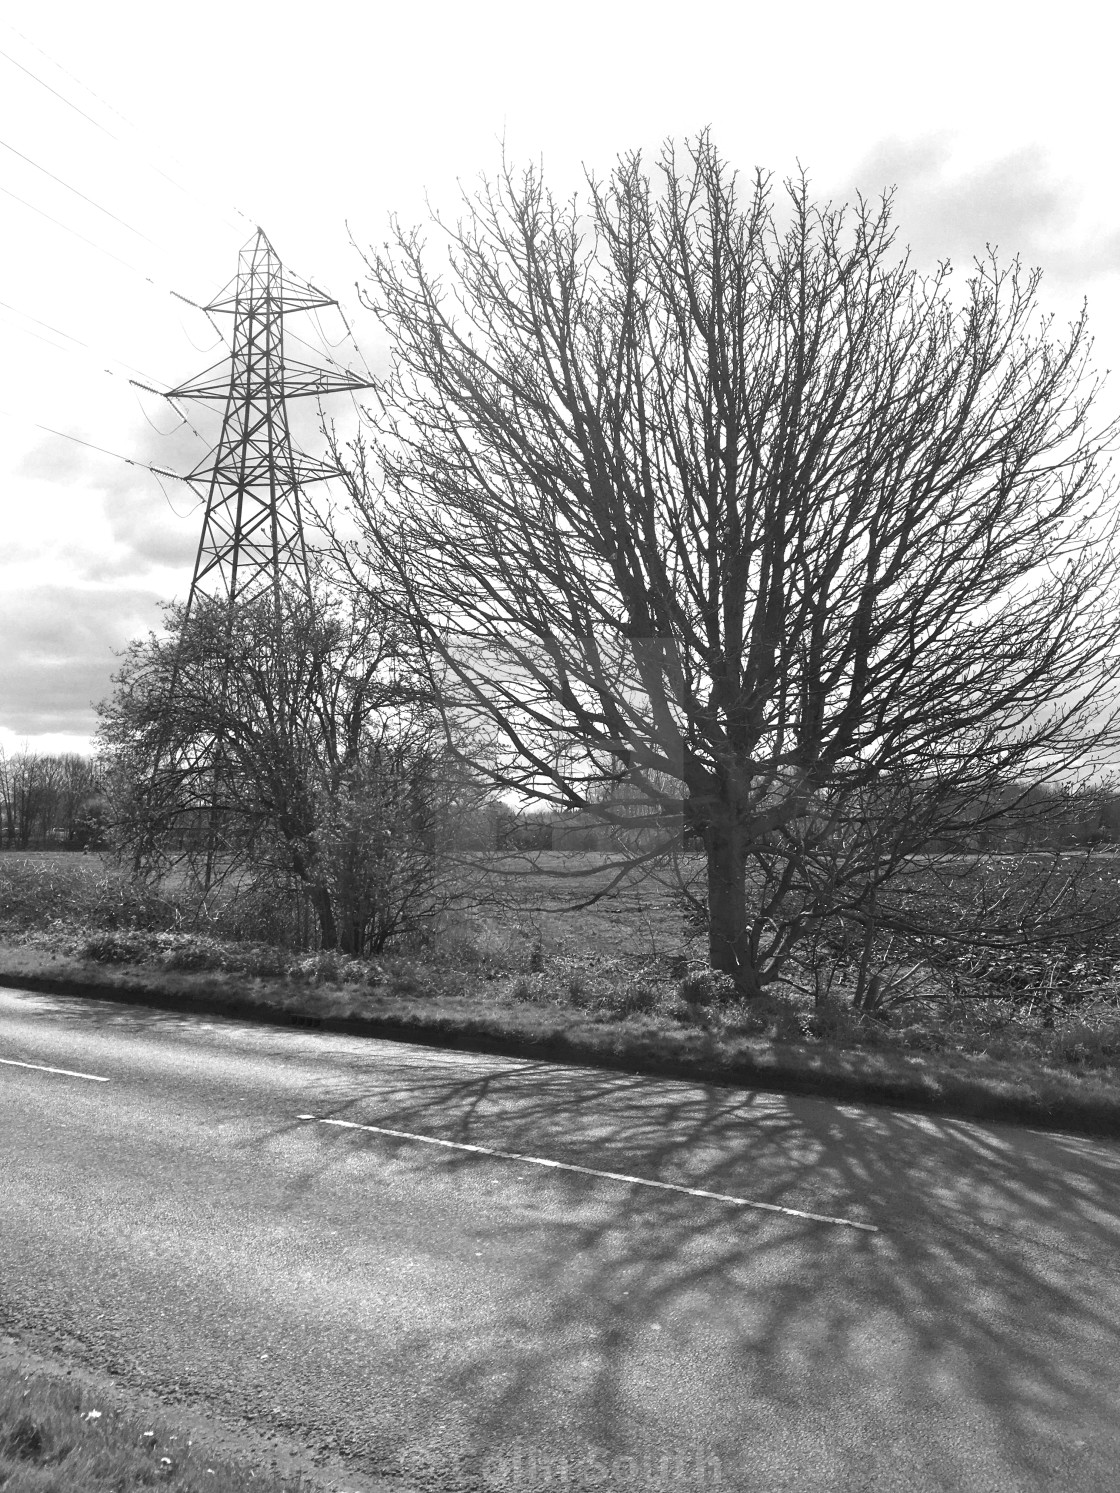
[
  {"left": 1, "top": 936, "right": 1119, "bottom": 1140},
  {"left": 0, "top": 1361, "right": 315, "bottom": 1493},
  {"left": 1, "top": 851, "right": 1117, "bottom": 1139}
]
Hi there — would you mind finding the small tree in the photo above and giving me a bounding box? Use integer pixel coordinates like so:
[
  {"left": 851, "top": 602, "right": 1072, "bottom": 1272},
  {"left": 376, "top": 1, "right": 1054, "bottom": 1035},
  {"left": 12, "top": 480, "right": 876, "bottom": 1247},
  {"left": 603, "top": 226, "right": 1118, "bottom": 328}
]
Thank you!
[
  {"left": 98, "top": 583, "right": 463, "bottom": 953},
  {"left": 343, "top": 134, "right": 1120, "bottom": 994}
]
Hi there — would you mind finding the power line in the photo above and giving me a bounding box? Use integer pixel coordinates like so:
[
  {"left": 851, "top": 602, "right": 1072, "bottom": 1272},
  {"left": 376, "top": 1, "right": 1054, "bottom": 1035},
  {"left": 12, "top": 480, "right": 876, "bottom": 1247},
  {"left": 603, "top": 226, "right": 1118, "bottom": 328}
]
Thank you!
[
  {"left": 299, "top": 300, "right": 379, "bottom": 429},
  {"left": 0, "top": 311, "right": 73, "bottom": 356},
  {"left": 0, "top": 296, "right": 170, "bottom": 386},
  {"left": 0, "top": 297, "right": 89, "bottom": 349},
  {"left": 307, "top": 298, "right": 376, "bottom": 385},
  {"left": 3, "top": 28, "right": 141, "bottom": 137},
  {"left": 0, "top": 394, "right": 205, "bottom": 519},
  {"left": 170, "top": 290, "right": 229, "bottom": 349},
  {"left": 286, "top": 324, "right": 354, "bottom": 373},
  {"left": 0, "top": 42, "right": 115, "bottom": 140},
  {"left": 0, "top": 136, "right": 159, "bottom": 245},
  {"left": 0, "top": 28, "right": 369, "bottom": 409},
  {"left": 150, "top": 466, "right": 200, "bottom": 519},
  {"left": 0, "top": 404, "right": 193, "bottom": 483},
  {"left": 134, "top": 392, "right": 192, "bottom": 439},
  {"left": 0, "top": 180, "right": 154, "bottom": 279},
  {"left": 0, "top": 178, "right": 230, "bottom": 369},
  {"left": 310, "top": 306, "right": 349, "bottom": 349},
  {"left": 0, "top": 296, "right": 211, "bottom": 449},
  {"left": 0, "top": 23, "right": 375, "bottom": 399},
  {"left": 177, "top": 313, "right": 225, "bottom": 355},
  {"left": 336, "top": 304, "right": 377, "bottom": 383},
  {"left": 0, "top": 25, "right": 249, "bottom": 237}
]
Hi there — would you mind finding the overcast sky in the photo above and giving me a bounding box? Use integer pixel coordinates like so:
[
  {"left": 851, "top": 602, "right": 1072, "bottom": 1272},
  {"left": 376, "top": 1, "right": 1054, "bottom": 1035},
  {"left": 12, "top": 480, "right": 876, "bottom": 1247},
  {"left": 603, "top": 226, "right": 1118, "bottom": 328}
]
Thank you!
[{"left": 2, "top": 0, "right": 1118, "bottom": 756}]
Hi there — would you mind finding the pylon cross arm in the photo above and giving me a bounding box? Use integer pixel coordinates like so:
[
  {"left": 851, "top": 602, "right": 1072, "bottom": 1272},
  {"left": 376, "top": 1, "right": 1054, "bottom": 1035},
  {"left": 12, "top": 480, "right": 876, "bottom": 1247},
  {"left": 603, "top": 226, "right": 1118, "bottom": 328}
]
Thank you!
[{"left": 280, "top": 362, "right": 377, "bottom": 398}]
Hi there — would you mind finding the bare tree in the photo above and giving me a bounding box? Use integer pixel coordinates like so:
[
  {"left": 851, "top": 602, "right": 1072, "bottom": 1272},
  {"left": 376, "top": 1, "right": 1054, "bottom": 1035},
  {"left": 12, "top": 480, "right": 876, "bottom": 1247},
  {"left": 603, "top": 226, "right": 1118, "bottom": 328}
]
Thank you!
[
  {"left": 342, "top": 135, "right": 1120, "bottom": 995},
  {"left": 98, "top": 583, "right": 468, "bottom": 953},
  {"left": 0, "top": 750, "right": 59, "bottom": 848},
  {"left": 0, "top": 750, "right": 12, "bottom": 850}
]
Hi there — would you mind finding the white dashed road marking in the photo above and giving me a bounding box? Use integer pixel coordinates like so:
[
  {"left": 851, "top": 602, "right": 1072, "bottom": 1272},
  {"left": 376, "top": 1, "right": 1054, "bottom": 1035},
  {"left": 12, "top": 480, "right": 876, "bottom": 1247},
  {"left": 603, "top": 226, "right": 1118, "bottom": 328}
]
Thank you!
[
  {"left": 297, "top": 1114, "right": 879, "bottom": 1232},
  {"left": 0, "top": 1057, "right": 109, "bottom": 1082}
]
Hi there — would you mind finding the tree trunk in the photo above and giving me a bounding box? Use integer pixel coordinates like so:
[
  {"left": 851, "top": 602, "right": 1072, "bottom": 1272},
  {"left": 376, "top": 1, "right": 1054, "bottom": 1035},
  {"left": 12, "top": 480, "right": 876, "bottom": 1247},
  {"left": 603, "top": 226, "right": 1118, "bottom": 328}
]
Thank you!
[
  {"left": 338, "top": 913, "right": 362, "bottom": 957},
  {"left": 309, "top": 883, "right": 338, "bottom": 950},
  {"left": 705, "top": 816, "right": 763, "bottom": 997}
]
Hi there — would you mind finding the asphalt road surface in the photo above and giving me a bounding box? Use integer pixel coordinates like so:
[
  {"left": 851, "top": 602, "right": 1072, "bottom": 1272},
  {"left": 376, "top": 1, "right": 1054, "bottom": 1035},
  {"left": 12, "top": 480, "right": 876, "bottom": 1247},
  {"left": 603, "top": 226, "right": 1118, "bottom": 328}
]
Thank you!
[{"left": 1, "top": 986, "right": 1119, "bottom": 1492}]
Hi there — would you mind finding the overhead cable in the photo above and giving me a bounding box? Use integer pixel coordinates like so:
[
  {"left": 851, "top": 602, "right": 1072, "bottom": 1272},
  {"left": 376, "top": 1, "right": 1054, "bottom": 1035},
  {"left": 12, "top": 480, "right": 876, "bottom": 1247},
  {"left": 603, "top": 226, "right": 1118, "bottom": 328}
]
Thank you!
[
  {"left": 0, "top": 404, "right": 192, "bottom": 482},
  {"left": 0, "top": 180, "right": 154, "bottom": 279},
  {"left": 1, "top": 25, "right": 250, "bottom": 237},
  {"left": 0, "top": 295, "right": 178, "bottom": 387},
  {"left": 0, "top": 310, "right": 73, "bottom": 355},
  {"left": 0, "top": 181, "right": 229, "bottom": 369},
  {"left": 0, "top": 310, "right": 211, "bottom": 460},
  {"left": 0, "top": 42, "right": 115, "bottom": 139},
  {"left": 0, "top": 136, "right": 160, "bottom": 245},
  {"left": 0, "top": 296, "right": 89, "bottom": 349}
]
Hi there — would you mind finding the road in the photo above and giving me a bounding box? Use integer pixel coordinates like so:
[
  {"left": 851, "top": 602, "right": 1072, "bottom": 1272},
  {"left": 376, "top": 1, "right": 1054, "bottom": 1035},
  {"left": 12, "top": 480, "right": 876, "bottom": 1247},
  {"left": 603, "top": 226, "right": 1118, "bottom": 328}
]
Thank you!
[{"left": 1, "top": 986, "right": 1118, "bottom": 1492}]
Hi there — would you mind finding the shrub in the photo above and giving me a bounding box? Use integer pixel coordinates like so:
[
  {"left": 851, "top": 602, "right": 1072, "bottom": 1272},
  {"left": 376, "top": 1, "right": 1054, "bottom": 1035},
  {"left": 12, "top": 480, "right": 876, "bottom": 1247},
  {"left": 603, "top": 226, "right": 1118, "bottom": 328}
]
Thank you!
[
  {"left": 1046, "top": 1018, "right": 1120, "bottom": 1068},
  {"left": 666, "top": 992, "right": 709, "bottom": 1025},
  {"left": 566, "top": 971, "right": 592, "bottom": 1006},
  {"left": 807, "top": 996, "right": 861, "bottom": 1043},
  {"left": 290, "top": 950, "right": 345, "bottom": 985},
  {"left": 0, "top": 856, "right": 174, "bottom": 933},
  {"left": 764, "top": 998, "right": 811, "bottom": 1043},
  {"left": 154, "top": 934, "right": 233, "bottom": 972},
  {"left": 678, "top": 968, "right": 739, "bottom": 1008},
  {"left": 510, "top": 974, "right": 537, "bottom": 1002},
  {"left": 608, "top": 982, "right": 659, "bottom": 1019},
  {"left": 428, "top": 917, "right": 513, "bottom": 972},
  {"left": 83, "top": 931, "right": 152, "bottom": 964}
]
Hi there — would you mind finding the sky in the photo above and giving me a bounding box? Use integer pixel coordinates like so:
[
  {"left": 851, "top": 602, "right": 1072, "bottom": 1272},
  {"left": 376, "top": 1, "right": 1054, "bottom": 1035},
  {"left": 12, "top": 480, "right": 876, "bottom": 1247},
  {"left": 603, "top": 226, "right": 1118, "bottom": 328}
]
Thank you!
[{"left": 2, "top": 0, "right": 1118, "bottom": 757}]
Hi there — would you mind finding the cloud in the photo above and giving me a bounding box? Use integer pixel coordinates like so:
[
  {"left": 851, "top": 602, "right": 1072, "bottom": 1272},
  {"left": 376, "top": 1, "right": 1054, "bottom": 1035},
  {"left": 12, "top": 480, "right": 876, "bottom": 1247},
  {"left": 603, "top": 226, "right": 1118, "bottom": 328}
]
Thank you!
[
  {"left": 13, "top": 435, "right": 91, "bottom": 483},
  {"left": 846, "top": 137, "right": 1117, "bottom": 287},
  {"left": 0, "top": 584, "right": 164, "bottom": 737},
  {"left": 10, "top": 416, "right": 210, "bottom": 587},
  {"left": 0, "top": 537, "right": 48, "bottom": 569},
  {"left": 91, "top": 475, "right": 201, "bottom": 581},
  {"left": 1048, "top": 231, "right": 1120, "bottom": 286}
]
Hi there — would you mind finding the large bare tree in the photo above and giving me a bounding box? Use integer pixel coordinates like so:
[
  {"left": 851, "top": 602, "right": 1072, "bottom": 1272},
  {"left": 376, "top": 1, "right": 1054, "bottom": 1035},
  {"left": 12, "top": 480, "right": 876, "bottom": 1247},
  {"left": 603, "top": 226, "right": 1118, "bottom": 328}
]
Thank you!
[{"left": 343, "top": 135, "right": 1120, "bottom": 995}]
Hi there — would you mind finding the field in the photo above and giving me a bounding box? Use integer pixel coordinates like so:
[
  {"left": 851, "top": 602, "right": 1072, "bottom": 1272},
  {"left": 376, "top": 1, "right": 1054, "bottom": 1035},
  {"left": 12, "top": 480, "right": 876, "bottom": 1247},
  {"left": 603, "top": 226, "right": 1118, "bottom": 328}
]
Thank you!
[{"left": 1, "top": 848, "right": 1119, "bottom": 1103}]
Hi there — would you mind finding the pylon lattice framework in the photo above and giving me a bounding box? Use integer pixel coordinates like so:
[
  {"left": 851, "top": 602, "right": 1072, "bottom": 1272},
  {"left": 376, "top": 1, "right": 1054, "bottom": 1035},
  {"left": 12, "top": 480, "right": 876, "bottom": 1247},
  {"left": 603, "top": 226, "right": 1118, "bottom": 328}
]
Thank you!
[
  {"left": 133, "top": 231, "right": 374, "bottom": 874},
  {"left": 166, "top": 228, "right": 373, "bottom": 613}
]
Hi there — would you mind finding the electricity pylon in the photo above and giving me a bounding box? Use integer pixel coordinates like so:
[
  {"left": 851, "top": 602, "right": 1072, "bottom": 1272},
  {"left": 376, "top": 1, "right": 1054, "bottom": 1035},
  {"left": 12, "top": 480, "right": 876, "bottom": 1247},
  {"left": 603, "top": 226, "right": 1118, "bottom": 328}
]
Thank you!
[
  {"left": 130, "top": 229, "right": 374, "bottom": 885},
  {"left": 159, "top": 227, "right": 372, "bottom": 614}
]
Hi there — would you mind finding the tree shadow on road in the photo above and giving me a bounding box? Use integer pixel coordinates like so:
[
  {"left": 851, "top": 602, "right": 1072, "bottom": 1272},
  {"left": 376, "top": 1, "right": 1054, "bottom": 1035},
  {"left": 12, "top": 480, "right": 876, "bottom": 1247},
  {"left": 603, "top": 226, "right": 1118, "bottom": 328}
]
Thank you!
[{"left": 270, "top": 1056, "right": 1120, "bottom": 1490}]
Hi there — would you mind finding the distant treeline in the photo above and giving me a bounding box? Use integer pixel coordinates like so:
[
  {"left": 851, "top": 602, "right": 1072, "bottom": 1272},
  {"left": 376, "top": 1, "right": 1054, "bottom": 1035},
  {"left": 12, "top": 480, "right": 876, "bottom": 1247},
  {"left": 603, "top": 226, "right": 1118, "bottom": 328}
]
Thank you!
[
  {"left": 474, "top": 781, "right": 1120, "bottom": 856},
  {"left": 931, "top": 781, "right": 1120, "bottom": 854},
  {"left": 0, "top": 751, "right": 108, "bottom": 850}
]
